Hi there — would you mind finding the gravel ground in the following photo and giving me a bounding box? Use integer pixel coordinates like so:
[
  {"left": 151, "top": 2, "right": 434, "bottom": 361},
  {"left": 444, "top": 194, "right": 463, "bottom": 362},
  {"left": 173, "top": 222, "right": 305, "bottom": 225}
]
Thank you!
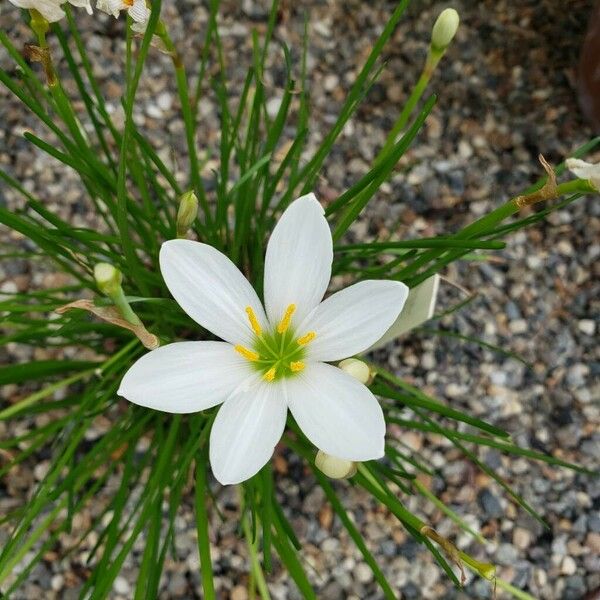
[{"left": 1, "top": 1, "right": 599, "bottom": 599}]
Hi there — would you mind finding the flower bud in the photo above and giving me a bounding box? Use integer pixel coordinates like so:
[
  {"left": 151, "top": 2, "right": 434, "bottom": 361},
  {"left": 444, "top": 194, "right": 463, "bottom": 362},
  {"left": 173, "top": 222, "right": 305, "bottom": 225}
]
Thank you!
[
  {"left": 176, "top": 190, "right": 199, "bottom": 238},
  {"left": 315, "top": 450, "right": 357, "bottom": 479},
  {"left": 338, "top": 358, "right": 372, "bottom": 385},
  {"left": 431, "top": 8, "right": 459, "bottom": 52},
  {"left": 94, "top": 263, "right": 123, "bottom": 297}
]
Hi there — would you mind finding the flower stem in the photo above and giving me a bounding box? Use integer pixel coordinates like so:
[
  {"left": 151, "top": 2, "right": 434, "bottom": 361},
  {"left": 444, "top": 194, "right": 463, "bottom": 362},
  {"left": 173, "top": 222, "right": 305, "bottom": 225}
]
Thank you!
[
  {"left": 239, "top": 488, "right": 271, "bottom": 600},
  {"left": 28, "top": 10, "right": 56, "bottom": 85},
  {"left": 195, "top": 451, "right": 216, "bottom": 600},
  {"left": 377, "top": 52, "right": 439, "bottom": 163},
  {"left": 397, "top": 176, "right": 596, "bottom": 285},
  {"left": 154, "top": 21, "right": 214, "bottom": 243},
  {"left": 111, "top": 287, "right": 142, "bottom": 326},
  {"left": 413, "top": 479, "right": 486, "bottom": 545}
]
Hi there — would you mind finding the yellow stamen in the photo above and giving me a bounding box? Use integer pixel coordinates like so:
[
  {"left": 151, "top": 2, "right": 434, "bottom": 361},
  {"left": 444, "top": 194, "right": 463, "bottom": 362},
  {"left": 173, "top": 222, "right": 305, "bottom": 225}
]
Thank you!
[
  {"left": 277, "top": 304, "right": 296, "bottom": 333},
  {"left": 264, "top": 367, "right": 276, "bottom": 381},
  {"left": 290, "top": 361, "right": 305, "bottom": 372},
  {"left": 234, "top": 344, "right": 259, "bottom": 362},
  {"left": 297, "top": 331, "right": 316, "bottom": 345},
  {"left": 245, "top": 306, "right": 262, "bottom": 336}
]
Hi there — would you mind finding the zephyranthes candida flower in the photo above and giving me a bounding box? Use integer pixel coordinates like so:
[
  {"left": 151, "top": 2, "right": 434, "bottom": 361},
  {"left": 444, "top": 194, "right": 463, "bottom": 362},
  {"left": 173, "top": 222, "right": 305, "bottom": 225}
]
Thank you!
[{"left": 119, "top": 194, "right": 408, "bottom": 484}]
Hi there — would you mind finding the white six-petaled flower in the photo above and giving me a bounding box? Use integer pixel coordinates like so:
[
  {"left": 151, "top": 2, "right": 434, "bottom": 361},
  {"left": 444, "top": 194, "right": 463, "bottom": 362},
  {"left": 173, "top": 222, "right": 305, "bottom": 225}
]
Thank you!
[
  {"left": 9, "top": 0, "right": 92, "bottom": 22},
  {"left": 118, "top": 194, "right": 409, "bottom": 485}
]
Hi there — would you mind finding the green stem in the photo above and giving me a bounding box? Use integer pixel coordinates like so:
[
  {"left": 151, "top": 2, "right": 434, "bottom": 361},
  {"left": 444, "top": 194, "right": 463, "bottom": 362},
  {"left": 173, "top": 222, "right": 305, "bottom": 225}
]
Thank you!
[
  {"left": 112, "top": 288, "right": 142, "bottom": 325},
  {"left": 195, "top": 452, "right": 215, "bottom": 600},
  {"left": 239, "top": 489, "right": 271, "bottom": 600},
  {"left": 0, "top": 369, "right": 95, "bottom": 420},
  {"left": 377, "top": 54, "right": 438, "bottom": 162},
  {"left": 155, "top": 22, "right": 213, "bottom": 241},
  {"left": 398, "top": 178, "right": 596, "bottom": 282},
  {"left": 493, "top": 576, "right": 538, "bottom": 600},
  {"left": 413, "top": 480, "right": 486, "bottom": 544},
  {"left": 0, "top": 497, "right": 67, "bottom": 584}
]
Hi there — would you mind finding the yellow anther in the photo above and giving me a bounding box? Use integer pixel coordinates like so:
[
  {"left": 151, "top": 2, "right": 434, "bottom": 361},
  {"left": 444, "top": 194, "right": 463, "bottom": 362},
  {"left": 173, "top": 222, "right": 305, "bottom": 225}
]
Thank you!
[
  {"left": 234, "top": 345, "right": 259, "bottom": 362},
  {"left": 277, "top": 304, "right": 296, "bottom": 333},
  {"left": 290, "top": 361, "right": 305, "bottom": 372},
  {"left": 297, "top": 331, "right": 316, "bottom": 345},
  {"left": 264, "top": 367, "right": 277, "bottom": 381},
  {"left": 245, "top": 306, "right": 262, "bottom": 336}
]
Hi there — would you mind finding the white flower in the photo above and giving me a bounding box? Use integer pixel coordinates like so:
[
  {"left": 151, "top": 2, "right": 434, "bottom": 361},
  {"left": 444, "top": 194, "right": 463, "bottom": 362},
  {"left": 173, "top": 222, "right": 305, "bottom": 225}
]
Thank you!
[
  {"left": 566, "top": 158, "right": 600, "bottom": 191},
  {"left": 119, "top": 194, "right": 408, "bottom": 485},
  {"left": 9, "top": 0, "right": 92, "bottom": 22},
  {"left": 96, "top": 0, "right": 149, "bottom": 29}
]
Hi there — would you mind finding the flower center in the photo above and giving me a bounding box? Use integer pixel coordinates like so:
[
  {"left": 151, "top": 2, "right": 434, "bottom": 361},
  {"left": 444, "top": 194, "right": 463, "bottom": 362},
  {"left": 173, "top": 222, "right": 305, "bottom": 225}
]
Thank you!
[{"left": 234, "top": 304, "right": 316, "bottom": 382}]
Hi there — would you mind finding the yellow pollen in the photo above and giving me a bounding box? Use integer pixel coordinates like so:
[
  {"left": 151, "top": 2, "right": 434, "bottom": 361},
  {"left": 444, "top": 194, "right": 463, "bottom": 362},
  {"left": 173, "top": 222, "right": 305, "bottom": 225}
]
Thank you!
[
  {"left": 290, "top": 361, "right": 305, "bottom": 372},
  {"left": 264, "top": 367, "right": 277, "bottom": 381},
  {"left": 297, "top": 331, "right": 316, "bottom": 345},
  {"left": 234, "top": 345, "right": 259, "bottom": 362},
  {"left": 245, "top": 306, "right": 262, "bottom": 336},
  {"left": 277, "top": 304, "right": 296, "bottom": 333}
]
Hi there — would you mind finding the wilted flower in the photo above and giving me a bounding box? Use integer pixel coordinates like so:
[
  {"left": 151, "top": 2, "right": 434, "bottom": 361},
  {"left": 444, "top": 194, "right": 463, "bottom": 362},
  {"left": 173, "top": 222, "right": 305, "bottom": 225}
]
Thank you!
[
  {"left": 566, "top": 158, "right": 600, "bottom": 191},
  {"left": 9, "top": 0, "right": 92, "bottom": 22},
  {"left": 119, "top": 194, "right": 408, "bottom": 485}
]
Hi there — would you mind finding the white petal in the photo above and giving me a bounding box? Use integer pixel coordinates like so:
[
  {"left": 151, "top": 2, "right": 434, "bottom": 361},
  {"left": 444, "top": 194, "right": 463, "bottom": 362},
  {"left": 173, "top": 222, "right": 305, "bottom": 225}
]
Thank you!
[
  {"left": 118, "top": 341, "right": 253, "bottom": 413},
  {"left": 286, "top": 362, "right": 385, "bottom": 461},
  {"left": 160, "top": 240, "right": 267, "bottom": 346},
  {"left": 566, "top": 158, "right": 600, "bottom": 190},
  {"left": 263, "top": 193, "right": 333, "bottom": 327},
  {"left": 129, "top": 0, "right": 149, "bottom": 23},
  {"left": 299, "top": 280, "right": 409, "bottom": 362},
  {"left": 9, "top": 0, "right": 65, "bottom": 21},
  {"left": 209, "top": 379, "right": 287, "bottom": 485}
]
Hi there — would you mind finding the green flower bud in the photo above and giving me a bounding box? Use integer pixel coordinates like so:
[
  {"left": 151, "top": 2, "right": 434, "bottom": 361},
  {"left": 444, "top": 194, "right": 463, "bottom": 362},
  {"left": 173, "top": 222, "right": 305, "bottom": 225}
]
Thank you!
[
  {"left": 315, "top": 450, "right": 357, "bottom": 479},
  {"left": 431, "top": 8, "right": 459, "bottom": 52},
  {"left": 338, "top": 358, "right": 372, "bottom": 385},
  {"left": 94, "top": 263, "right": 123, "bottom": 297},
  {"left": 176, "top": 190, "right": 199, "bottom": 238}
]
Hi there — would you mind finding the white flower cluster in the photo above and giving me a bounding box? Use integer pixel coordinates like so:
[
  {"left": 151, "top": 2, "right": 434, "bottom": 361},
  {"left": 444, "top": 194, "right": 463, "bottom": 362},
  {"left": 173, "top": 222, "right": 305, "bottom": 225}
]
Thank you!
[{"left": 9, "top": 0, "right": 149, "bottom": 29}]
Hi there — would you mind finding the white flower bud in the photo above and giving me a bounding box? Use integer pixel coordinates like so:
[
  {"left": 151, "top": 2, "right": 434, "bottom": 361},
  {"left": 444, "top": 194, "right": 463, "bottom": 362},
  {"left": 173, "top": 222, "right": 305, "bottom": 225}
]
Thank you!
[
  {"left": 94, "top": 263, "right": 123, "bottom": 297},
  {"left": 431, "top": 8, "right": 460, "bottom": 52},
  {"left": 176, "top": 190, "right": 199, "bottom": 238},
  {"left": 565, "top": 158, "right": 600, "bottom": 191},
  {"left": 338, "top": 358, "right": 372, "bottom": 385},
  {"left": 315, "top": 450, "right": 357, "bottom": 479}
]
